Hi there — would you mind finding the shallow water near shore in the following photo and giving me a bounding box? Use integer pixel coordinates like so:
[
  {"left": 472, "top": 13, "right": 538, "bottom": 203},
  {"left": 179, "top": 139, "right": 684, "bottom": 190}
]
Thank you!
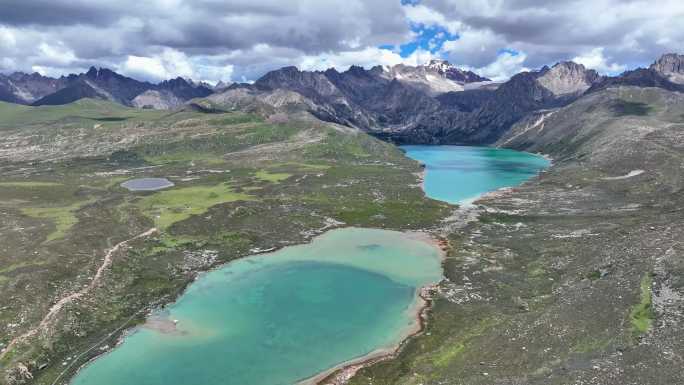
[
  {"left": 401, "top": 145, "right": 550, "bottom": 204},
  {"left": 70, "top": 228, "right": 443, "bottom": 385}
]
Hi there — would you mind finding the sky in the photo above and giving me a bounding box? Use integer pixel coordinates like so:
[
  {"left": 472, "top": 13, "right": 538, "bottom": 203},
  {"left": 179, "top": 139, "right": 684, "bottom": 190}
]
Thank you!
[{"left": 0, "top": 0, "right": 683, "bottom": 84}]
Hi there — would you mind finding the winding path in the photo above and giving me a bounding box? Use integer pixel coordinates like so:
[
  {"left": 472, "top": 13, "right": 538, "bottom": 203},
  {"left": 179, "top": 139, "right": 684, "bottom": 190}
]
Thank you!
[{"left": 0, "top": 228, "right": 158, "bottom": 360}]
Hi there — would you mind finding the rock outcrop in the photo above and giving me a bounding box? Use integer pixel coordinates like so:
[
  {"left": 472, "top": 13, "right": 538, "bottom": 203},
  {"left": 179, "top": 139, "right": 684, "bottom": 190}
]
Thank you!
[
  {"left": 131, "top": 90, "right": 183, "bottom": 110},
  {"left": 650, "top": 53, "right": 684, "bottom": 84},
  {"left": 536, "top": 61, "right": 602, "bottom": 96}
]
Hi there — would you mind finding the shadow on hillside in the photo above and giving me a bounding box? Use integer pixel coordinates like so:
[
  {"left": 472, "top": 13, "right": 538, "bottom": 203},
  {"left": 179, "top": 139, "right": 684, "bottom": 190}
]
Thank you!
[{"left": 611, "top": 101, "right": 653, "bottom": 116}]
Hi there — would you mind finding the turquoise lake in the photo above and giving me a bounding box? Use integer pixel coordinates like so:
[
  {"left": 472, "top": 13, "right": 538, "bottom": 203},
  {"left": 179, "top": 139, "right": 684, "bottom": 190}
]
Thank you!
[
  {"left": 71, "top": 146, "right": 549, "bottom": 385},
  {"left": 401, "top": 145, "right": 550, "bottom": 204},
  {"left": 71, "top": 228, "right": 443, "bottom": 385}
]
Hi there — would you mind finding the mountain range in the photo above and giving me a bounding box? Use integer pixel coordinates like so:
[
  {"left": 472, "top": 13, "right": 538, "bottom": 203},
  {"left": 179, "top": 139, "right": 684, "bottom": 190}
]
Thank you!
[
  {"left": 2, "top": 54, "right": 684, "bottom": 145},
  {"left": 0, "top": 67, "right": 213, "bottom": 109}
]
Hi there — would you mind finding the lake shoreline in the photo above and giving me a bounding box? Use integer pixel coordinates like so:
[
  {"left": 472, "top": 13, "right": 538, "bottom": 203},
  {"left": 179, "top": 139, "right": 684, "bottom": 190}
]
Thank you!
[
  {"left": 315, "top": 145, "right": 552, "bottom": 385},
  {"left": 402, "top": 144, "right": 551, "bottom": 206},
  {"left": 306, "top": 232, "right": 449, "bottom": 385},
  {"left": 306, "top": 282, "right": 441, "bottom": 385},
  {"left": 66, "top": 226, "right": 448, "bottom": 385}
]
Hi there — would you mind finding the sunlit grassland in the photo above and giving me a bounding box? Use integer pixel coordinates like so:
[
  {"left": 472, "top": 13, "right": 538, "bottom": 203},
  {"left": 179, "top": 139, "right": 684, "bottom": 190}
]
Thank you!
[
  {"left": 630, "top": 273, "right": 654, "bottom": 336},
  {"left": 137, "top": 183, "right": 256, "bottom": 229},
  {"left": 21, "top": 199, "right": 95, "bottom": 242},
  {"left": 254, "top": 170, "right": 292, "bottom": 183}
]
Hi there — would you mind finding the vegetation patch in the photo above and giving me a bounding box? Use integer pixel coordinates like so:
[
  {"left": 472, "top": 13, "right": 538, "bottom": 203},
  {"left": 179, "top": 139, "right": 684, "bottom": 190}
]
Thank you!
[
  {"left": 586, "top": 269, "right": 602, "bottom": 280},
  {"left": 433, "top": 342, "right": 465, "bottom": 368},
  {"left": 21, "top": 200, "right": 93, "bottom": 242},
  {"left": 254, "top": 170, "right": 292, "bottom": 183},
  {"left": 630, "top": 273, "right": 654, "bottom": 336},
  {"left": 0, "top": 181, "right": 63, "bottom": 187},
  {"left": 137, "top": 183, "right": 256, "bottom": 229},
  {"left": 430, "top": 317, "right": 499, "bottom": 369},
  {"left": 0, "top": 261, "right": 47, "bottom": 275}
]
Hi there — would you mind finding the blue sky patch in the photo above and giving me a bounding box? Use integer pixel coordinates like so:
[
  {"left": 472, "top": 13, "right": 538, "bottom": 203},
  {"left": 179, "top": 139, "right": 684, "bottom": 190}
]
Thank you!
[
  {"left": 498, "top": 48, "right": 520, "bottom": 56},
  {"left": 385, "top": 23, "right": 458, "bottom": 58}
]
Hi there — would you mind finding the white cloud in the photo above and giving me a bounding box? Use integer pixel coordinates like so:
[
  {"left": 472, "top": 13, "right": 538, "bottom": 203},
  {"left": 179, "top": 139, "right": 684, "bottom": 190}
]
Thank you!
[
  {"left": 403, "top": 4, "right": 462, "bottom": 34},
  {"left": 120, "top": 48, "right": 194, "bottom": 81},
  {"left": 0, "top": 26, "right": 16, "bottom": 48},
  {"left": 572, "top": 47, "right": 626, "bottom": 75},
  {"left": 38, "top": 42, "right": 77, "bottom": 66},
  {"left": 298, "top": 46, "right": 439, "bottom": 72},
  {"left": 2, "top": 0, "right": 684, "bottom": 82},
  {"left": 441, "top": 28, "right": 501, "bottom": 67},
  {"left": 121, "top": 55, "right": 169, "bottom": 81},
  {"left": 195, "top": 64, "right": 234, "bottom": 85},
  {"left": 469, "top": 51, "right": 530, "bottom": 82},
  {"left": 119, "top": 48, "right": 235, "bottom": 84},
  {"left": 30, "top": 65, "right": 83, "bottom": 77}
]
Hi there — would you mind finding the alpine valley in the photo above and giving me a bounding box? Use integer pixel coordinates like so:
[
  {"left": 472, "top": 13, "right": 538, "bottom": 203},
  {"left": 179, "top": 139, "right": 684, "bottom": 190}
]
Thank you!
[{"left": 0, "top": 52, "right": 682, "bottom": 385}]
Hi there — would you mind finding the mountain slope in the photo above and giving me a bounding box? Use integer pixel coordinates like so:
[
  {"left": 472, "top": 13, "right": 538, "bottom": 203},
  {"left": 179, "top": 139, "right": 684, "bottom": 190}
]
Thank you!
[
  {"left": 348, "top": 85, "right": 684, "bottom": 385},
  {"left": 31, "top": 79, "right": 112, "bottom": 106},
  {"left": 589, "top": 54, "right": 684, "bottom": 94},
  {"left": 0, "top": 72, "right": 68, "bottom": 104},
  {"left": 395, "top": 61, "right": 603, "bottom": 144},
  {"left": 208, "top": 60, "right": 600, "bottom": 145}
]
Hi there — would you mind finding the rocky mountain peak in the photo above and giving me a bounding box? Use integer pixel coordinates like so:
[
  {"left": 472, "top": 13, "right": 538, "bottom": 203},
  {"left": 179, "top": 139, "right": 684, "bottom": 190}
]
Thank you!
[
  {"left": 84, "top": 66, "right": 122, "bottom": 81},
  {"left": 425, "top": 59, "right": 453, "bottom": 73},
  {"left": 85, "top": 66, "right": 99, "bottom": 77},
  {"left": 650, "top": 53, "right": 684, "bottom": 84},
  {"left": 160, "top": 77, "right": 192, "bottom": 88},
  {"left": 536, "top": 60, "right": 601, "bottom": 96},
  {"left": 254, "top": 66, "right": 306, "bottom": 89},
  {"left": 8, "top": 71, "right": 47, "bottom": 81},
  {"left": 428, "top": 59, "right": 490, "bottom": 83}
]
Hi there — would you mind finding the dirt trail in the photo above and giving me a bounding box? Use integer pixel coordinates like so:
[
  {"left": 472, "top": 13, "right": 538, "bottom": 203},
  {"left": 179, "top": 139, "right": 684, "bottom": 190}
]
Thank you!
[{"left": 0, "top": 228, "right": 158, "bottom": 360}]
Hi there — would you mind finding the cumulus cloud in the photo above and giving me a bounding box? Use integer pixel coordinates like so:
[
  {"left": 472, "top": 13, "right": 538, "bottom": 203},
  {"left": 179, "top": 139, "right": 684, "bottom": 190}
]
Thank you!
[
  {"left": 121, "top": 49, "right": 195, "bottom": 82},
  {"left": 119, "top": 48, "right": 235, "bottom": 84},
  {"left": 298, "top": 46, "right": 438, "bottom": 72},
  {"left": 0, "top": 0, "right": 682, "bottom": 82},
  {"left": 470, "top": 51, "right": 530, "bottom": 82},
  {"left": 440, "top": 28, "right": 501, "bottom": 67},
  {"left": 572, "top": 47, "right": 626, "bottom": 75},
  {"left": 414, "top": 0, "right": 684, "bottom": 72}
]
